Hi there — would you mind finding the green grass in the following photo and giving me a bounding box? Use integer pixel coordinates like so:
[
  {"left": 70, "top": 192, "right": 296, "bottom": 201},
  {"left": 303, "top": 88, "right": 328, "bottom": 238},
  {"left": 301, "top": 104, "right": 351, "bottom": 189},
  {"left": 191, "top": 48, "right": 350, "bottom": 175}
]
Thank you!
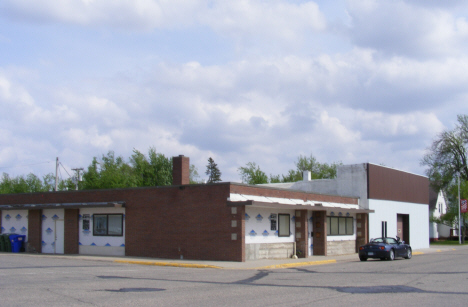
[{"left": 430, "top": 240, "right": 468, "bottom": 246}]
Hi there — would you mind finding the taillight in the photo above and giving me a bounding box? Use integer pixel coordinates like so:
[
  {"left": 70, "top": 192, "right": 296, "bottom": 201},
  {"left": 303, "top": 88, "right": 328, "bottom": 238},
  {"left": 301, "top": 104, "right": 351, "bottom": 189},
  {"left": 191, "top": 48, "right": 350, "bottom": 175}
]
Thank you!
[
  {"left": 379, "top": 246, "right": 385, "bottom": 250},
  {"left": 359, "top": 247, "right": 364, "bottom": 250}
]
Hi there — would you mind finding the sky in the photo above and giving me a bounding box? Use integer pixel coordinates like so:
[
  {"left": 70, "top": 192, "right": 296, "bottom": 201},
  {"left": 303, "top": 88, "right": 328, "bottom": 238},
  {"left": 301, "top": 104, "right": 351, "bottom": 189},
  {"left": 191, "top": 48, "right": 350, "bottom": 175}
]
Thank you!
[{"left": 1, "top": 0, "right": 468, "bottom": 183}]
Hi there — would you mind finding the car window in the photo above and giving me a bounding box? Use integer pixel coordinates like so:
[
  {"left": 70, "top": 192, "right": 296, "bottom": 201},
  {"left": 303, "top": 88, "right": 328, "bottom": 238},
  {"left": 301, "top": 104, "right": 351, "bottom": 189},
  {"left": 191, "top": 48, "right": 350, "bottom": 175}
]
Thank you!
[
  {"left": 373, "top": 238, "right": 383, "bottom": 243},
  {"left": 386, "top": 238, "right": 397, "bottom": 244}
]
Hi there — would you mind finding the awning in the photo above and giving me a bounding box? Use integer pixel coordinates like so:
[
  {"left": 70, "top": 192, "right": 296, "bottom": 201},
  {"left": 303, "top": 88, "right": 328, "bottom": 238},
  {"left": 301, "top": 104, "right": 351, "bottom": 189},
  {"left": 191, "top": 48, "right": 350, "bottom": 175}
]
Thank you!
[
  {"left": 227, "top": 193, "right": 374, "bottom": 213},
  {"left": 227, "top": 200, "right": 374, "bottom": 213},
  {"left": 0, "top": 201, "right": 125, "bottom": 210}
]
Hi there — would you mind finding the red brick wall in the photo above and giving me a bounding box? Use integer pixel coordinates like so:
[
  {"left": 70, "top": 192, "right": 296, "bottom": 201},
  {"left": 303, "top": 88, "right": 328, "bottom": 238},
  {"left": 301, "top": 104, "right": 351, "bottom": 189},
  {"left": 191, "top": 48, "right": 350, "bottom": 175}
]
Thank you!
[
  {"left": 355, "top": 213, "right": 369, "bottom": 251},
  {"left": 312, "top": 211, "right": 327, "bottom": 255},
  {"left": 28, "top": 210, "right": 42, "bottom": 253},
  {"left": 172, "top": 155, "right": 190, "bottom": 185},
  {"left": 64, "top": 209, "right": 79, "bottom": 254},
  {"left": 295, "top": 209, "right": 308, "bottom": 258}
]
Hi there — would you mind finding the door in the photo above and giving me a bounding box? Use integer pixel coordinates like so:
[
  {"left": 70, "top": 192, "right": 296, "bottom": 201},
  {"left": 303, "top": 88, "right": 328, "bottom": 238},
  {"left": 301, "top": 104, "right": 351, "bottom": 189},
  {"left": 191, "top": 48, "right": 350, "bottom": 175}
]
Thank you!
[
  {"left": 397, "top": 214, "right": 410, "bottom": 245},
  {"left": 54, "top": 219, "right": 64, "bottom": 254}
]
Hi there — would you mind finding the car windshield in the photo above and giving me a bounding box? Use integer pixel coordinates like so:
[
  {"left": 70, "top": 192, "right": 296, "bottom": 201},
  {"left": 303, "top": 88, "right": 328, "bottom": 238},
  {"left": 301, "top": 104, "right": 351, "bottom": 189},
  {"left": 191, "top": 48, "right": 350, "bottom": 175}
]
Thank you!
[{"left": 372, "top": 238, "right": 384, "bottom": 243}]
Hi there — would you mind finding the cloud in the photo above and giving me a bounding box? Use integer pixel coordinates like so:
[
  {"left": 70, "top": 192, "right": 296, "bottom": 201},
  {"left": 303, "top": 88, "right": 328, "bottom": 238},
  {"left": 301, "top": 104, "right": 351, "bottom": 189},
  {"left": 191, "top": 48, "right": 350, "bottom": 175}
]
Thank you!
[{"left": 346, "top": 0, "right": 468, "bottom": 58}]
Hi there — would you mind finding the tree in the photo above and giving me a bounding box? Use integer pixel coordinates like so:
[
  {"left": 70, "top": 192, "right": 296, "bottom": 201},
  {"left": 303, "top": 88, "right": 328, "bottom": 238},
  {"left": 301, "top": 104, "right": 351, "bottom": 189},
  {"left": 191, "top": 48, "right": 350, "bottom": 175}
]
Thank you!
[
  {"left": 238, "top": 162, "right": 268, "bottom": 184},
  {"left": 277, "top": 154, "right": 342, "bottom": 183},
  {"left": 421, "top": 114, "right": 468, "bottom": 191},
  {"left": 206, "top": 157, "right": 222, "bottom": 183},
  {"left": 189, "top": 164, "right": 201, "bottom": 184},
  {"left": 82, "top": 151, "right": 137, "bottom": 189},
  {"left": 422, "top": 114, "right": 468, "bottom": 241},
  {"left": 130, "top": 148, "right": 172, "bottom": 187},
  {"left": 0, "top": 172, "right": 58, "bottom": 194}
]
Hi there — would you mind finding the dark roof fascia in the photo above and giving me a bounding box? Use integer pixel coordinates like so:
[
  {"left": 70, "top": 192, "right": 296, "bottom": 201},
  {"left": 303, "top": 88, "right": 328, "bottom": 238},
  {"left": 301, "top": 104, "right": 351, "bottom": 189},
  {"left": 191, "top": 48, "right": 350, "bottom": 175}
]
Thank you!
[{"left": 0, "top": 201, "right": 125, "bottom": 210}]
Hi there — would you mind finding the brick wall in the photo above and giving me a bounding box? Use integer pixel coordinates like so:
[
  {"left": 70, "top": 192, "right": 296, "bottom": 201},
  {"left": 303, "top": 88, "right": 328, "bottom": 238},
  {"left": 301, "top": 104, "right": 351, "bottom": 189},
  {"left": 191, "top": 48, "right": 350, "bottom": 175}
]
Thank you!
[
  {"left": 64, "top": 209, "right": 79, "bottom": 254},
  {"left": 295, "top": 209, "right": 308, "bottom": 258},
  {"left": 312, "top": 211, "right": 327, "bottom": 255},
  {"left": 28, "top": 209, "right": 42, "bottom": 253},
  {"left": 356, "top": 213, "right": 369, "bottom": 251}
]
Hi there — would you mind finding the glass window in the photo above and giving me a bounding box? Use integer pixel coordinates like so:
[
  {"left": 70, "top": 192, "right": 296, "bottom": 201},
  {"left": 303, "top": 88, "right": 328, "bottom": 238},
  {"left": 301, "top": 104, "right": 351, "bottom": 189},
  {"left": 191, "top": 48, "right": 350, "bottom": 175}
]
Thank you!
[
  {"left": 278, "top": 214, "right": 290, "bottom": 237},
  {"left": 327, "top": 216, "right": 354, "bottom": 236},
  {"left": 346, "top": 217, "right": 353, "bottom": 234},
  {"left": 93, "top": 214, "right": 123, "bottom": 236},
  {"left": 338, "top": 218, "right": 346, "bottom": 235}
]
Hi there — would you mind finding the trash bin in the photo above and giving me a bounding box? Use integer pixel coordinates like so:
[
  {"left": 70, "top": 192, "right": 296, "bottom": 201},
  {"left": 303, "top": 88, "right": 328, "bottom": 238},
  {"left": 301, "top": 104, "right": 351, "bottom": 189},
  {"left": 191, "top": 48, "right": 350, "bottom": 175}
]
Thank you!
[
  {"left": 0, "top": 235, "right": 5, "bottom": 252},
  {"left": 3, "top": 234, "right": 12, "bottom": 252},
  {"left": 10, "top": 235, "right": 26, "bottom": 253}
]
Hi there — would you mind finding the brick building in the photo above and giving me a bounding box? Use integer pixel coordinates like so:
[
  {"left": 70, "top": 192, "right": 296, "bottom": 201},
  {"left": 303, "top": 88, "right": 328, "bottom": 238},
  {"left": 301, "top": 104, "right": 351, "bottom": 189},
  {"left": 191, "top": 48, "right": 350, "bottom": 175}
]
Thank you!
[{"left": 0, "top": 155, "right": 372, "bottom": 262}]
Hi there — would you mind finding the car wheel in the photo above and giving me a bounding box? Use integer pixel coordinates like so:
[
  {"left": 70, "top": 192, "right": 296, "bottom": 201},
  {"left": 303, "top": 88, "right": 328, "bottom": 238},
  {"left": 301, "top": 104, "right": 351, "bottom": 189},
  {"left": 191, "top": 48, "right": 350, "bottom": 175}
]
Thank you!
[
  {"left": 359, "top": 256, "right": 367, "bottom": 261},
  {"left": 388, "top": 249, "right": 395, "bottom": 261},
  {"left": 404, "top": 248, "right": 412, "bottom": 259}
]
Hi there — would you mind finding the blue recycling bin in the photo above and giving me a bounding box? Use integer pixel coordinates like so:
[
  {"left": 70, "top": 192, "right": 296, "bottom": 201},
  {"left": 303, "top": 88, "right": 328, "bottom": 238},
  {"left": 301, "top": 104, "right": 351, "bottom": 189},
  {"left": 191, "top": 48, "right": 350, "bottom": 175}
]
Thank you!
[{"left": 10, "top": 235, "right": 26, "bottom": 253}]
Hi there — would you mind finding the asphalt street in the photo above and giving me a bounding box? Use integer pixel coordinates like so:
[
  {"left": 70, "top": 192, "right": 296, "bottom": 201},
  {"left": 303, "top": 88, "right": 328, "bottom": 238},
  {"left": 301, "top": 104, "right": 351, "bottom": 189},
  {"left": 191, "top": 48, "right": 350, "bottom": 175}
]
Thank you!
[{"left": 1, "top": 247, "right": 467, "bottom": 306}]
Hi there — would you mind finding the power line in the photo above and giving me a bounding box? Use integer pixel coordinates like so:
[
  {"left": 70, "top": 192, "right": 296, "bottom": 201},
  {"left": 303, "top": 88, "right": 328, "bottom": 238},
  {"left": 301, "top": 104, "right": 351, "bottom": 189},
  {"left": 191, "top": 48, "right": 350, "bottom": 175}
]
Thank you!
[{"left": 0, "top": 161, "right": 53, "bottom": 170}]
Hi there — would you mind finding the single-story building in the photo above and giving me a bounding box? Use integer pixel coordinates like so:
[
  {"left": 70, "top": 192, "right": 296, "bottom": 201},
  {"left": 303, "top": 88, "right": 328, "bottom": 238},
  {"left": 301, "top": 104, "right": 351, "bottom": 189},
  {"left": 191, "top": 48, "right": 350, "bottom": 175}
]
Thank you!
[
  {"left": 0, "top": 155, "right": 374, "bottom": 261},
  {"left": 262, "top": 163, "right": 430, "bottom": 250}
]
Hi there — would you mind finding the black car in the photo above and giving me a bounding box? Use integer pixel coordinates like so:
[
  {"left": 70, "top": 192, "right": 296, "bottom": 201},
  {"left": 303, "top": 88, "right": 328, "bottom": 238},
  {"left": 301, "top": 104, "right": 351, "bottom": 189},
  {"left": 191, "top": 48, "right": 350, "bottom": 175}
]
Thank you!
[{"left": 358, "top": 237, "right": 412, "bottom": 261}]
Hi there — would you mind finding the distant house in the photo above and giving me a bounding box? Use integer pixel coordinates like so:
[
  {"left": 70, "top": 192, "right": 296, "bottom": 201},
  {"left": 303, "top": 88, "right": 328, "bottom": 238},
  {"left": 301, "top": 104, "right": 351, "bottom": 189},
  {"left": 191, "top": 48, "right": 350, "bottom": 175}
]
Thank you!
[
  {"left": 262, "top": 163, "right": 430, "bottom": 250},
  {"left": 429, "top": 189, "right": 451, "bottom": 241}
]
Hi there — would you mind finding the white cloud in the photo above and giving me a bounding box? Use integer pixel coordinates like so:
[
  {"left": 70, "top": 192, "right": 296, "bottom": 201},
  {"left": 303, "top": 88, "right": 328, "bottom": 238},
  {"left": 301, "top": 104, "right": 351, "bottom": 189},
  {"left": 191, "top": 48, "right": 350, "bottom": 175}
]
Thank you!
[{"left": 346, "top": 0, "right": 468, "bottom": 58}]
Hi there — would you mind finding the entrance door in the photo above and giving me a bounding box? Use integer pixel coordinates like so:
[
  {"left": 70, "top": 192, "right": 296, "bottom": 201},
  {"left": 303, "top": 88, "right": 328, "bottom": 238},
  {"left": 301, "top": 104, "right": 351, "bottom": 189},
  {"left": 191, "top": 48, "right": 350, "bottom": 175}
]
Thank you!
[
  {"left": 54, "top": 219, "right": 64, "bottom": 254},
  {"left": 397, "top": 214, "right": 410, "bottom": 244}
]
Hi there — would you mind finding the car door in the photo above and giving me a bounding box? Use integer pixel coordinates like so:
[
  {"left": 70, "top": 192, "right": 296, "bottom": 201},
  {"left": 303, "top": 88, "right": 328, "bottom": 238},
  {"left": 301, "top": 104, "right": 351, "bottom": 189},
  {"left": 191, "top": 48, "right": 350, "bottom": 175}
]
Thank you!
[{"left": 387, "top": 238, "right": 403, "bottom": 257}]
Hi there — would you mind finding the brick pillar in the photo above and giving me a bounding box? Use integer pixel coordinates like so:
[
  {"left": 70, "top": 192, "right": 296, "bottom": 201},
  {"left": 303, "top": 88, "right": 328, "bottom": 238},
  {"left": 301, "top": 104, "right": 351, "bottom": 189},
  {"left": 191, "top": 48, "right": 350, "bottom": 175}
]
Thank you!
[
  {"left": 172, "top": 155, "right": 190, "bottom": 185},
  {"left": 312, "top": 211, "right": 327, "bottom": 256},
  {"left": 28, "top": 209, "right": 42, "bottom": 253},
  {"left": 295, "top": 210, "right": 308, "bottom": 258},
  {"left": 355, "top": 213, "right": 369, "bottom": 252},
  {"left": 64, "top": 209, "right": 79, "bottom": 254}
]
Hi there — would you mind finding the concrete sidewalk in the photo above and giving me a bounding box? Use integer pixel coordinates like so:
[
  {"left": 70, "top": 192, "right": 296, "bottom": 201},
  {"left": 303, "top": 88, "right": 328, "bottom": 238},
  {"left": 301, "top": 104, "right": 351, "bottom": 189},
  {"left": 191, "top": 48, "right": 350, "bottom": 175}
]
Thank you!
[{"left": 6, "top": 244, "right": 467, "bottom": 270}]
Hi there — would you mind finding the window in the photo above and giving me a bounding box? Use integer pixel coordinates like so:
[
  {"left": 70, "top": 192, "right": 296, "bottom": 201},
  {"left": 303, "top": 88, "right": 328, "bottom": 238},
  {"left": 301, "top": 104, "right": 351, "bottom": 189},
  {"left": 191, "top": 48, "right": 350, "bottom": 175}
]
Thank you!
[
  {"left": 93, "top": 214, "right": 123, "bottom": 236},
  {"left": 278, "top": 214, "right": 290, "bottom": 237},
  {"left": 326, "top": 216, "right": 353, "bottom": 236}
]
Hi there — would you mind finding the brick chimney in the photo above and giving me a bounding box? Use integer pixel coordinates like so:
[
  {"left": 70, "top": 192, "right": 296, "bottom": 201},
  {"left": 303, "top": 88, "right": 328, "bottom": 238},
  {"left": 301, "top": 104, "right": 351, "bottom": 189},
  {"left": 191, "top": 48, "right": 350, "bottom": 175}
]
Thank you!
[{"left": 172, "top": 155, "right": 190, "bottom": 185}]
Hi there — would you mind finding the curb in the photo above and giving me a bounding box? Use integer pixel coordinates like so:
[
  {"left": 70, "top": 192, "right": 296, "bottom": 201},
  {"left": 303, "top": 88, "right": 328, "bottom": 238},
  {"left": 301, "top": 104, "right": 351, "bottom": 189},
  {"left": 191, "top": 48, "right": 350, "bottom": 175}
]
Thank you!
[
  {"left": 114, "top": 260, "right": 222, "bottom": 269},
  {"left": 114, "top": 259, "right": 338, "bottom": 270},
  {"left": 252, "top": 259, "right": 337, "bottom": 270}
]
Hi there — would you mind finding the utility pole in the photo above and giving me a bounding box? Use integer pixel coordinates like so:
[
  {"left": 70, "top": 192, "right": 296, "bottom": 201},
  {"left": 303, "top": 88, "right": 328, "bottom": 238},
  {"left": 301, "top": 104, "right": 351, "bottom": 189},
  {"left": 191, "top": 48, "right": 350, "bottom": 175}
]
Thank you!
[
  {"left": 55, "top": 157, "right": 59, "bottom": 192},
  {"left": 72, "top": 168, "right": 84, "bottom": 190},
  {"left": 459, "top": 173, "right": 461, "bottom": 244}
]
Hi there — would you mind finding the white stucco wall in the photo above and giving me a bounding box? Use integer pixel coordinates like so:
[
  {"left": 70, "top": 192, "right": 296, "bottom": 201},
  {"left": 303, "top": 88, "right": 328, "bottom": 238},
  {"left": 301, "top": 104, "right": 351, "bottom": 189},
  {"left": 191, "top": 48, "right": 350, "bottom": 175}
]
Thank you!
[
  {"left": 78, "top": 207, "right": 125, "bottom": 256},
  {"left": 245, "top": 207, "right": 295, "bottom": 244},
  {"left": 369, "top": 199, "right": 429, "bottom": 250},
  {"left": 1, "top": 210, "right": 28, "bottom": 240}
]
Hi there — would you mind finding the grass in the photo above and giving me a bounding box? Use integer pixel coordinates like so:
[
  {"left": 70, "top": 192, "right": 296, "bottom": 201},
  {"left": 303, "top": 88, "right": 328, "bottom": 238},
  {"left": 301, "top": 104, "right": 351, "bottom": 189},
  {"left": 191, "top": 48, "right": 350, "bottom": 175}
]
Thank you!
[{"left": 430, "top": 240, "right": 468, "bottom": 246}]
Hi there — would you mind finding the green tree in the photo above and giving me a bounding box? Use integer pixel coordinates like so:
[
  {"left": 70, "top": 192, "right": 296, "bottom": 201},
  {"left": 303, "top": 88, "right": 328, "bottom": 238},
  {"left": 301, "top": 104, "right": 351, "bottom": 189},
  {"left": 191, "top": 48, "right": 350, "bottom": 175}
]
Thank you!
[
  {"left": 0, "top": 172, "right": 58, "bottom": 194},
  {"left": 238, "top": 162, "right": 268, "bottom": 184},
  {"left": 130, "top": 148, "right": 172, "bottom": 187},
  {"left": 189, "top": 164, "right": 201, "bottom": 184},
  {"left": 422, "top": 114, "right": 468, "bottom": 191},
  {"left": 422, "top": 114, "right": 468, "bottom": 241},
  {"left": 82, "top": 151, "right": 137, "bottom": 189},
  {"left": 206, "top": 157, "right": 222, "bottom": 183}
]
